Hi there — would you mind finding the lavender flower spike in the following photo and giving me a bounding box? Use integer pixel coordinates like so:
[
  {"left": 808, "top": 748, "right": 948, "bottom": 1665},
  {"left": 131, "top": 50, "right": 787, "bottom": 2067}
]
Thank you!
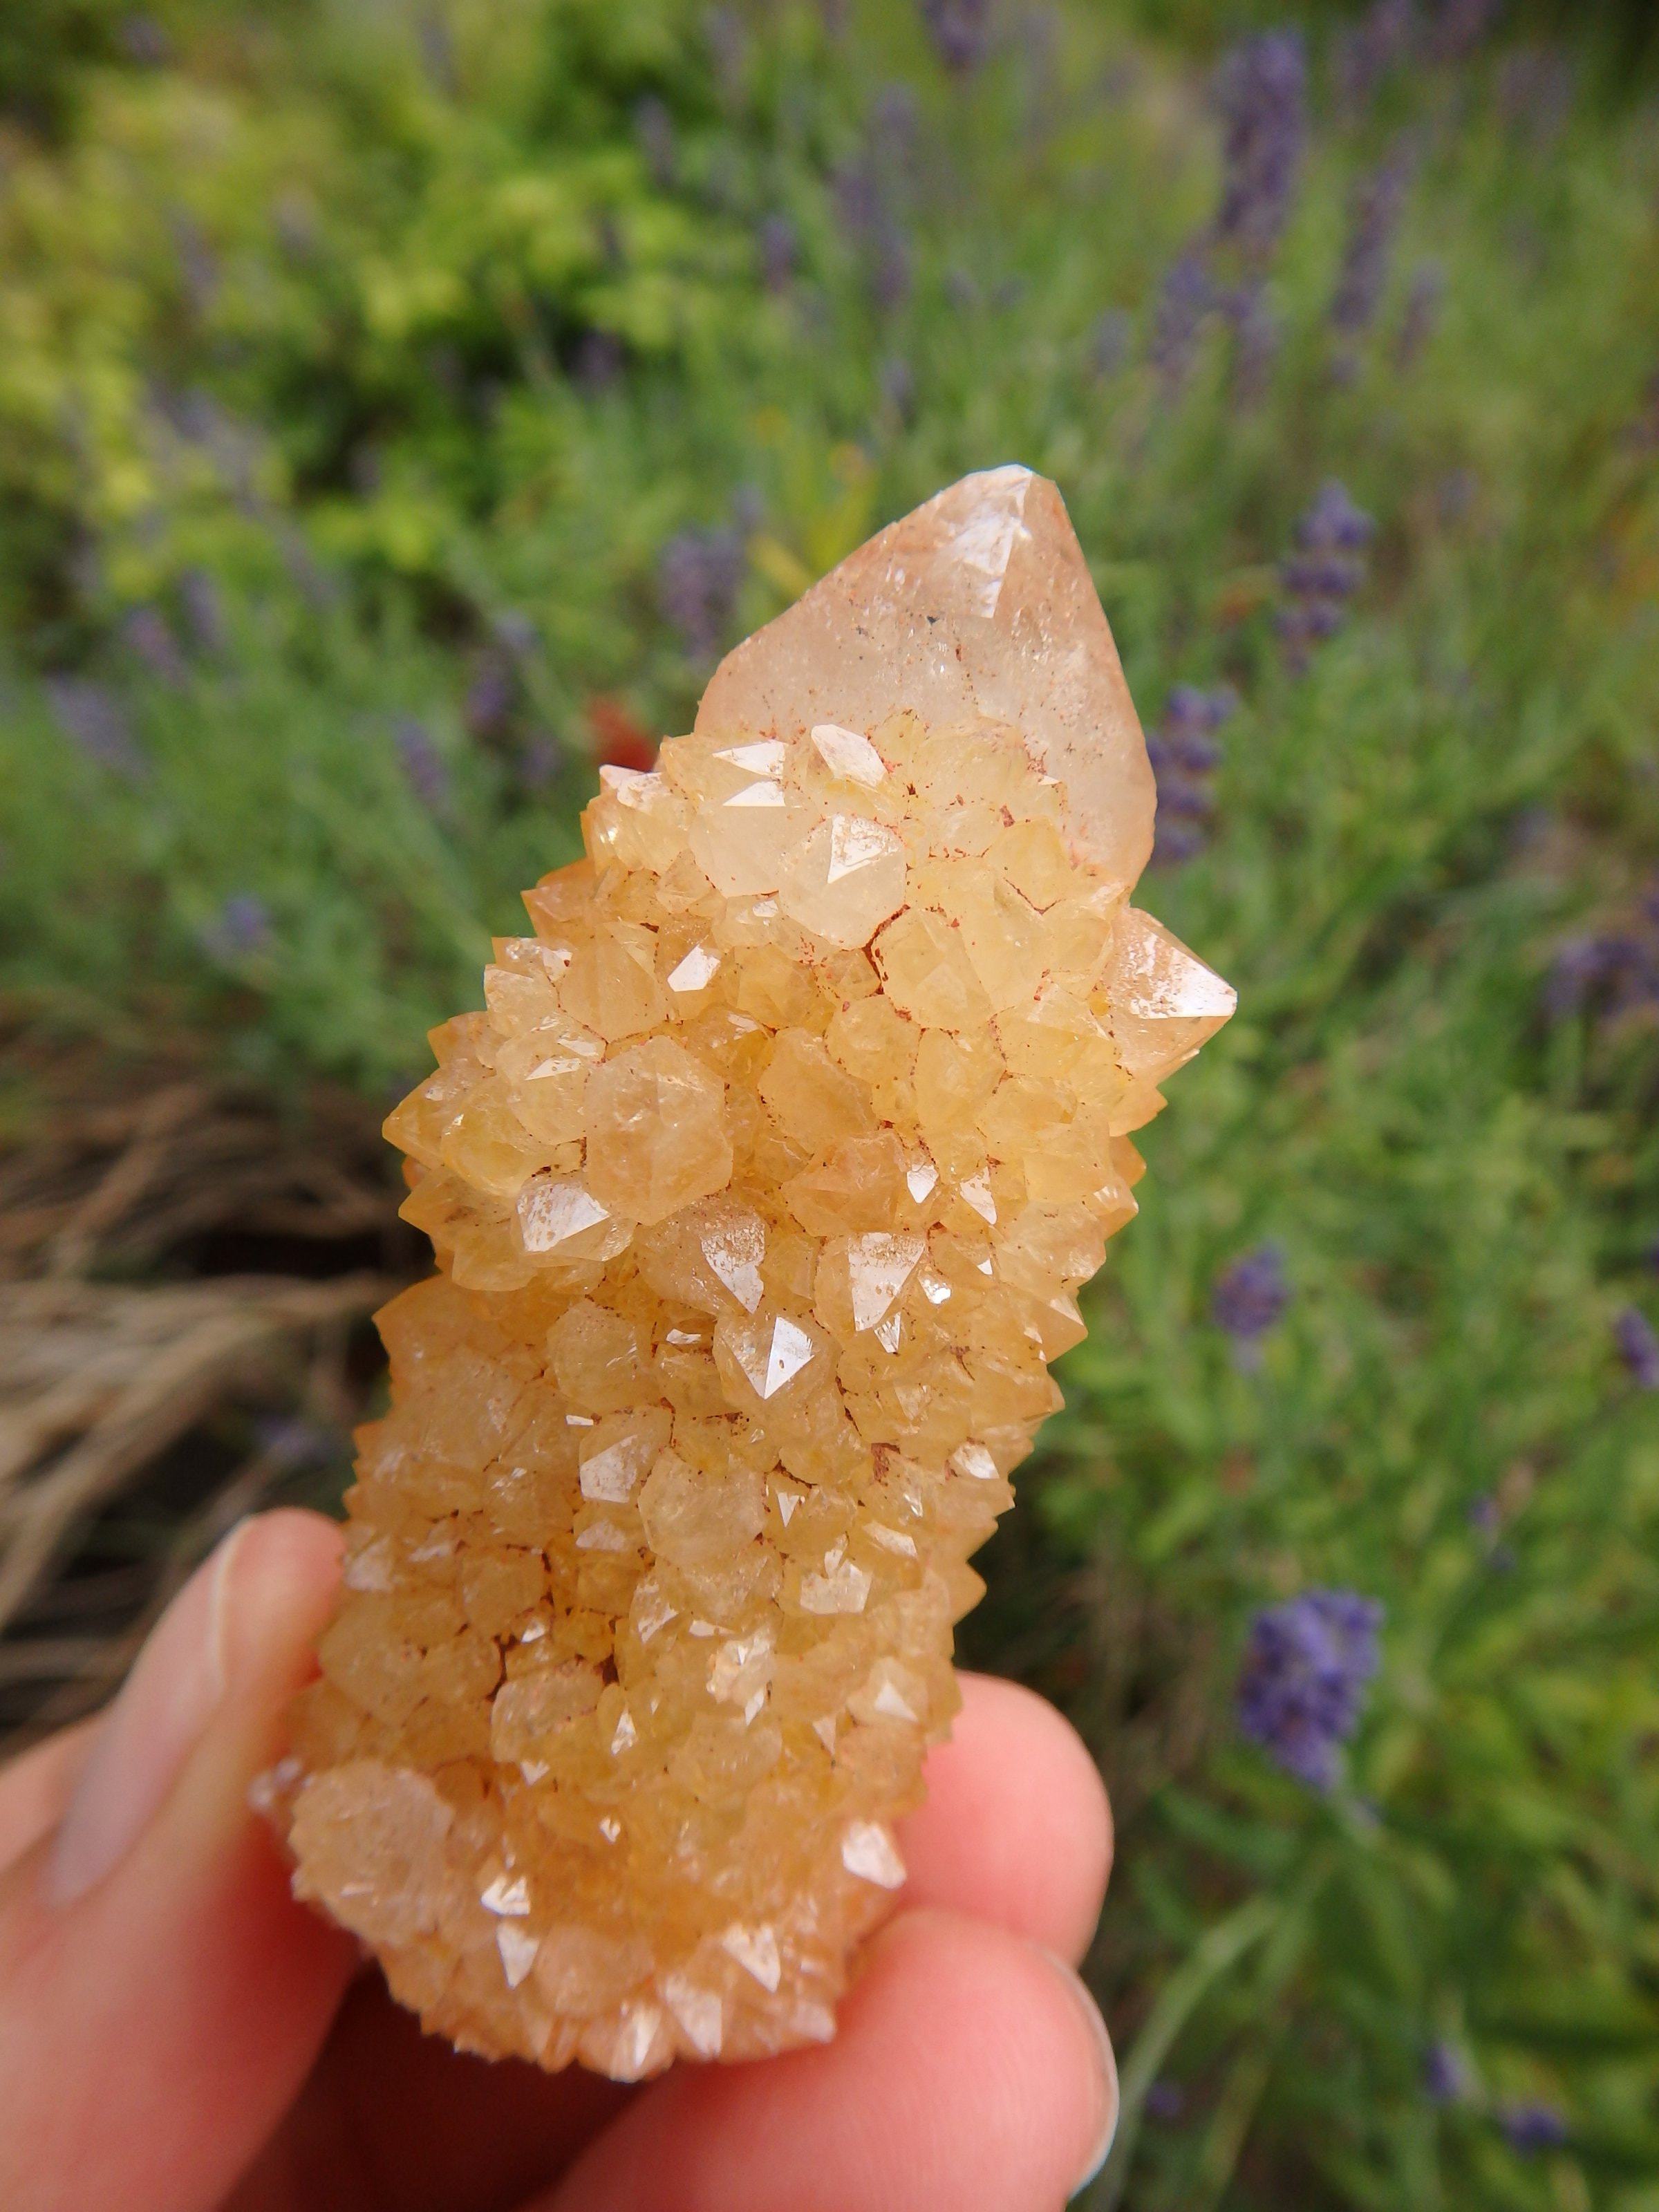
[
  {"left": 395, "top": 718, "right": 453, "bottom": 813},
  {"left": 1331, "top": 147, "right": 1414, "bottom": 341},
  {"left": 658, "top": 525, "right": 746, "bottom": 658},
  {"left": 1237, "top": 1588, "right": 1383, "bottom": 1789},
  {"left": 1300, "top": 479, "right": 1378, "bottom": 554},
  {"left": 1423, "top": 2041, "right": 1469, "bottom": 2103},
  {"left": 919, "top": 0, "right": 991, "bottom": 75},
  {"left": 1614, "top": 1307, "right": 1659, "bottom": 1391},
  {"left": 1214, "top": 32, "right": 1309, "bottom": 268},
  {"left": 1149, "top": 686, "right": 1236, "bottom": 868},
  {"left": 1279, "top": 482, "right": 1376, "bottom": 667},
  {"left": 1150, "top": 252, "right": 1216, "bottom": 395},
  {"left": 200, "top": 893, "right": 272, "bottom": 966},
  {"left": 1212, "top": 1241, "right": 1289, "bottom": 1340},
  {"left": 46, "top": 677, "right": 147, "bottom": 780},
  {"left": 1501, "top": 2103, "right": 1567, "bottom": 2156}
]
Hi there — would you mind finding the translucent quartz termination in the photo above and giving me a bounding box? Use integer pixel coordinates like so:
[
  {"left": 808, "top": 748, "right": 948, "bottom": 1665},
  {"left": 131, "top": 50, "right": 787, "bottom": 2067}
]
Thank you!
[{"left": 269, "top": 466, "right": 1235, "bottom": 2080}]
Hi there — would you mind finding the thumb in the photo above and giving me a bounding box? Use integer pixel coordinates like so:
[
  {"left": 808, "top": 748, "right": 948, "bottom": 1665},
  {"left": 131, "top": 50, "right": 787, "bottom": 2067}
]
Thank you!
[{"left": 0, "top": 1510, "right": 357, "bottom": 2212}]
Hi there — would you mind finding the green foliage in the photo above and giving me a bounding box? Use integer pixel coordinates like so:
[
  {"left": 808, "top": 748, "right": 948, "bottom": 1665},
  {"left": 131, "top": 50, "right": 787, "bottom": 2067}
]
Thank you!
[{"left": 2, "top": 3, "right": 1658, "bottom": 2205}]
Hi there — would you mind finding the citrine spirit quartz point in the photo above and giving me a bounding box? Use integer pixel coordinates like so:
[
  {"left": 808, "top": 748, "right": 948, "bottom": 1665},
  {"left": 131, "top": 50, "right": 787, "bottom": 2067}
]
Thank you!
[{"left": 271, "top": 467, "right": 1232, "bottom": 2077}]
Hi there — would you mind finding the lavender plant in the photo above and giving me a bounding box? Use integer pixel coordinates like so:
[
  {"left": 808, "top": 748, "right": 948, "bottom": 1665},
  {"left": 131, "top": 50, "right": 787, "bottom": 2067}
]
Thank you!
[{"left": 1236, "top": 1591, "right": 1384, "bottom": 1790}]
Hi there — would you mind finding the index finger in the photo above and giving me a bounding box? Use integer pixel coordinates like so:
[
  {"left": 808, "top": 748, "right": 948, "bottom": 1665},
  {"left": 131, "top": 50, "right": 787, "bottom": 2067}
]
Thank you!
[{"left": 901, "top": 1671, "right": 1112, "bottom": 1967}]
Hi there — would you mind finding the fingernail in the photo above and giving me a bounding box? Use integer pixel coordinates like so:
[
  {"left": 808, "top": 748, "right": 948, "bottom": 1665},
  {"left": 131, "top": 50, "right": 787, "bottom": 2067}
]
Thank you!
[
  {"left": 1047, "top": 1951, "right": 1118, "bottom": 2195},
  {"left": 48, "top": 1522, "right": 250, "bottom": 1906}
]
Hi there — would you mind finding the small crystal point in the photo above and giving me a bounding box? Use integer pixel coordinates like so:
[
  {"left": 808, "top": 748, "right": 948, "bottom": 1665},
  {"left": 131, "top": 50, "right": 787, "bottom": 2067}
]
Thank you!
[
  {"left": 276, "top": 469, "right": 1230, "bottom": 2081},
  {"left": 696, "top": 465, "right": 1156, "bottom": 883}
]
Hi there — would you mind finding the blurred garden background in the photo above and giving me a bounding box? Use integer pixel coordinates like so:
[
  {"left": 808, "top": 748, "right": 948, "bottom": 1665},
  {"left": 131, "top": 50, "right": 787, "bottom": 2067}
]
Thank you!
[{"left": 1, "top": 0, "right": 1658, "bottom": 2202}]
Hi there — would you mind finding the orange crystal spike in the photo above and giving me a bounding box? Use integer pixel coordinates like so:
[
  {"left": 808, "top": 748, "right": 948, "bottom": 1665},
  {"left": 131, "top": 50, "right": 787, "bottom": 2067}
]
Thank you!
[{"left": 268, "top": 467, "right": 1234, "bottom": 2078}]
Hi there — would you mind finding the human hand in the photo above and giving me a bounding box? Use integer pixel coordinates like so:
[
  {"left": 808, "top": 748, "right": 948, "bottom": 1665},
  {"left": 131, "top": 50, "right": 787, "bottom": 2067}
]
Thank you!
[{"left": 0, "top": 1511, "right": 1116, "bottom": 2212}]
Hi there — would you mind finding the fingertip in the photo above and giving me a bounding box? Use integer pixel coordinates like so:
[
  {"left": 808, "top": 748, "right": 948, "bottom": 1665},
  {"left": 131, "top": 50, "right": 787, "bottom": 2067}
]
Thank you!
[
  {"left": 545, "top": 1907, "right": 1116, "bottom": 2212},
  {"left": 0, "top": 1724, "right": 100, "bottom": 1877},
  {"left": 854, "top": 1911, "right": 1116, "bottom": 2200},
  {"left": 218, "top": 1509, "right": 343, "bottom": 1705},
  {"left": 0, "top": 1515, "right": 355, "bottom": 2212},
  {"left": 902, "top": 1673, "right": 1112, "bottom": 1965}
]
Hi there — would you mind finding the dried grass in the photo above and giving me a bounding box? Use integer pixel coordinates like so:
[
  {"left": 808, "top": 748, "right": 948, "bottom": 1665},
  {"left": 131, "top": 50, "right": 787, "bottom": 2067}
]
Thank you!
[{"left": 0, "top": 1020, "right": 409, "bottom": 1746}]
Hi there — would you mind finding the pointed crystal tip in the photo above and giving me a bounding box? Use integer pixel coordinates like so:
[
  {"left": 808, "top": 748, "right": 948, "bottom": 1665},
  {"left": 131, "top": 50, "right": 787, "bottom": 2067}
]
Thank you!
[{"left": 697, "top": 464, "right": 1156, "bottom": 885}]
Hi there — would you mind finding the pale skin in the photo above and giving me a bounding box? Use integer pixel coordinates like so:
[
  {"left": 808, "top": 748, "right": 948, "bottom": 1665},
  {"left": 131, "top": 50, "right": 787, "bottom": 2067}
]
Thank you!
[{"left": 0, "top": 1511, "right": 1117, "bottom": 2212}]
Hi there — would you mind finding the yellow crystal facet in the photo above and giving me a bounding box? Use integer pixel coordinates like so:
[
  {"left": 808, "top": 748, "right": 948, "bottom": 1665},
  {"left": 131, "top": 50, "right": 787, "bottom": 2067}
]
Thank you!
[{"left": 271, "top": 467, "right": 1232, "bottom": 2078}]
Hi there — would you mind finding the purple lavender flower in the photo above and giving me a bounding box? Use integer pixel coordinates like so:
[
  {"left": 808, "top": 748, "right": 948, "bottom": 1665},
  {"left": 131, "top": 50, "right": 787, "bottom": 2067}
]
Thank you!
[
  {"left": 1165, "top": 684, "right": 1237, "bottom": 762},
  {"left": 658, "top": 525, "right": 746, "bottom": 657},
  {"left": 179, "top": 568, "right": 227, "bottom": 655},
  {"left": 1213, "top": 33, "right": 1308, "bottom": 270},
  {"left": 1422, "top": 0, "right": 1504, "bottom": 64},
  {"left": 833, "top": 155, "right": 912, "bottom": 315},
  {"left": 1149, "top": 252, "right": 1216, "bottom": 395},
  {"left": 1333, "top": 0, "right": 1413, "bottom": 113},
  {"left": 1279, "top": 482, "right": 1376, "bottom": 666},
  {"left": 1225, "top": 281, "right": 1282, "bottom": 404},
  {"left": 1501, "top": 2103, "right": 1566, "bottom": 2155},
  {"left": 119, "top": 14, "right": 171, "bottom": 65},
  {"left": 919, "top": 0, "right": 991, "bottom": 75},
  {"left": 1436, "top": 469, "right": 1479, "bottom": 527},
  {"left": 573, "top": 330, "right": 626, "bottom": 391},
  {"left": 1149, "top": 686, "right": 1235, "bottom": 863},
  {"left": 120, "top": 606, "right": 185, "bottom": 683},
  {"left": 1497, "top": 47, "right": 1576, "bottom": 142},
  {"left": 418, "top": 14, "right": 456, "bottom": 95},
  {"left": 1396, "top": 261, "right": 1446, "bottom": 369},
  {"left": 1152, "top": 27, "right": 1303, "bottom": 404},
  {"left": 491, "top": 609, "right": 538, "bottom": 661},
  {"left": 171, "top": 207, "right": 221, "bottom": 316},
  {"left": 703, "top": 6, "right": 748, "bottom": 102},
  {"left": 394, "top": 718, "right": 452, "bottom": 812},
  {"left": 633, "top": 95, "right": 676, "bottom": 187},
  {"left": 1150, "top": 821, "right": 1208, "bottom": 867},
  {"left": 1466, "top": 1494, "right": 1501, "bottom": 1535},
  {"left": 1614, "top": 1308, "right": 1659, "bottom": 1391},
  {"left": 1332, "top": 147, "right": 1415, "bottom": 342},
  {"left": 1153, "top": 775, "right": 1213, "bottom": 824},
  {"left": 1543, "top": 931, "right": 1655, "bottom": 1021},
  {"left": 1016, "top": 6, "right": 1061, "bottom": 141},
  {"left": 1423, "top": 2041, "right": 1469, "bottom": 2103},
  {"left": 758, "top": 214, "right": 798, "bottom": 292},
  {"left": 1300, "top": 480, "right": 1378, "bottom": 554},
  {"left": 1541, "top": 935, "right": 1618, "bottom": 1018},
  {"left": 835, "top": 158, "right": 884, "bottom": 245},
  {"left": 199, "top": 893, "right": 272, "bottom": 965},
  {"left": 465, "top": 652, "right": 515, "bottom": 739},
  {"left": 1237, "top": 1589, "right": 1383, "bottom": 1789},
  {"left": 879, "top": 355, "right": 916, "bottom": 421},
  {"left": 1088, "top": 310, "right": 1131, "bottom": 378},
  {"left": 1145, "top": 2080, "right": 1185, "bottom": 2121},
  {"left": 276, "top": 522, "right": 335, "bottom": 608},
  {"left": 871, "top": 233, "right": 913, "bottom": 315},
  {"left": 155, "top": 389, "right": 262, "bottom": 497},
  {"left": 871, "top": 82, "right": 921, "bottom": 162},
  {"left": 518, "top": 732, "right": 562, "bottom": 791},
  {"left": 1212, "top": 1242, "right": 1290, "bottom": 1341},
  {"left": 46, "top": 677, "right": 146, "bottom": 779}
]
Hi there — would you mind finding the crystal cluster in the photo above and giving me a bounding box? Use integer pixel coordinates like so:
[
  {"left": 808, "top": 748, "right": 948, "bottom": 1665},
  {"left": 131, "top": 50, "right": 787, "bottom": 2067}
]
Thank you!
[{"left": 269, "top": 467, "right": 1234, "bottom": 2078}]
